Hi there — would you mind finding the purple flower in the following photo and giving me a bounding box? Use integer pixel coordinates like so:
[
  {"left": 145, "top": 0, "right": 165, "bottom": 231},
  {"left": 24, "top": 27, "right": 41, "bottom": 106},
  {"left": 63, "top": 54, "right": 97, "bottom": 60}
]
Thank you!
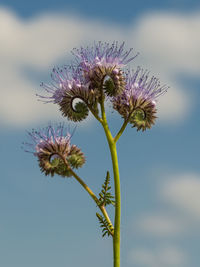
[
  {"left": 23, "top": 124, "right": 85, "bottom": 176},
  {"left": 112, "top": 67, "right": 168, "bottom": 131},
  {"left": 38, "top": 66, "right": 83, "bottom": 104},
  {"left": 38, "top": 65, "right": 98, "bottom": 122},
  {"left": 72, "top": 41, "right": 138, "bottom": 71},
  {"left": 38, "top": 42, "right": 139, "bottom": 123},
  {"left": 71, "top": 41, "right": 138, "bottom": 96}
]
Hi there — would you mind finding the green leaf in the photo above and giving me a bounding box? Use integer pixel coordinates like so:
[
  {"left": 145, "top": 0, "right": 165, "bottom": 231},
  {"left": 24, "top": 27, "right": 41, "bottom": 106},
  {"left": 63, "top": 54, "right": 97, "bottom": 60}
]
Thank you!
[
  {"left": 98, "top": 171, "right": 115, "bottom": 206},
  {"left": 96, "top": 213, "right": 114, "bottom": 238}
]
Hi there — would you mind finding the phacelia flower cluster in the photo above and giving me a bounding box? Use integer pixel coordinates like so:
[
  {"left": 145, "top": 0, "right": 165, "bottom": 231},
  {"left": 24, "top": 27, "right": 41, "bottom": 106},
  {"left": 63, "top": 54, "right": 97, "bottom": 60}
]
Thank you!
[
  {"left": 72, "top": 41, "right": 138, "bottom": 97},
  {"left": 39, "top": 41, "right": 167, "bottom": 130},
  {"left": 38, "top": 66, "right": 82, "bottom": 104},
  {"left": 112, "top": 68, "right": 168, "bottom": 131},
  {"left": 39, "top": 66, "right": 98, "bottom": 122},
  {"left": 23, "top": 124, "right": 85, "bottom": 177},
  {"left": 72, "top": 41, "right": 137, "bottom": 70},
  {"left": 39, "top": 42, "right": 137, "bottom": 122}
]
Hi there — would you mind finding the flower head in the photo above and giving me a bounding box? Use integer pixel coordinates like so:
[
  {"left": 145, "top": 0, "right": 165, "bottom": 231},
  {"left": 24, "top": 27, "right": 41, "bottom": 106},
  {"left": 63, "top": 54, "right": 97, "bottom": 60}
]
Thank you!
[
  {"left": 23, "top": 124, "right": 85, "bottom": 177},
  {"left": 38, "top": 42, "right": 138, "bottom": 123},
  {"left": 39, "top": 66, "right": 98, "bottom": 122},
  {"left": 72, "top": 41, "right": 137, "bottom": 70},
  {"left": 112, "top": 67, "right": 168, "bottom": 131},
  {"left": 72, "top": 41, "right": 138, "bottom": 96},
  {"left": 38, "top": 66, "right": 83, "bottom": 104}
]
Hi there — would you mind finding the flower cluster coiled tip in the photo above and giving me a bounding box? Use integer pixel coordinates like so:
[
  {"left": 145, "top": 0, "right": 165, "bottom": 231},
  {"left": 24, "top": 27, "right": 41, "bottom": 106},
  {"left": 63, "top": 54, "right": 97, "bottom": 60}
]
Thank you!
[
  {"left": 23, "top": 124, "right": 85, "bottom": 177},
  {"left": 112, "top": 67, "right": 169, "bottom": 131},
  {"left": 39, "top": 41, "right": 167, "bottom": 130}
]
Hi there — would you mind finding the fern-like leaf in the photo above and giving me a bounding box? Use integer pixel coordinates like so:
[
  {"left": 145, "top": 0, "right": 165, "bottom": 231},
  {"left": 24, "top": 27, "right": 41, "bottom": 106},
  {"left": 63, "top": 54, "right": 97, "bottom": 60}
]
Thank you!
[
  {"left": 98, "top": 171, "right": 115, "bottom": 206},
  {"left": 96, "top": 212, "right": 114, "bottom": 237}
]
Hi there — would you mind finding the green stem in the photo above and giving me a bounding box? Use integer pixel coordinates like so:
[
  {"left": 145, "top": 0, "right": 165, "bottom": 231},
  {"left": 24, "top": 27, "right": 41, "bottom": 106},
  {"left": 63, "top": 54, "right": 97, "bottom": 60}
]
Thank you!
[
  {"left": 109, "top": 141, "right": 121, "bottom": 267},
  {"left": 114, "top": 108, "right": 136, "bottom": 143},
  {"left": 70, "top": 168, "right": 99, "bottom": 203},
  {"left": 70, "top": 168, "right": 114, "bottom": 236},
  {"left": 88, "top": 104, "right": 103, "bottom": 123},
  {"left": 114, "top": 119, "right": 129, "bottom": 143},
  {"left": 60, "top": 156, "right": 114, "bottom": 236},
  {"left": 100, "top": 99, "right": 121, "bottom": 267}
]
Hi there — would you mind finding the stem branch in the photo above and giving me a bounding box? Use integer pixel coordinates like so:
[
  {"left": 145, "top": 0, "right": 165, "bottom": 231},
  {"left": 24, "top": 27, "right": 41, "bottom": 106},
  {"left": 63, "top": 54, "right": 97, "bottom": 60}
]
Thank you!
[
  {"left": 114, "top": 108, "right": 137, "bottom": 143},
  {"left": 61, "top": 156, "right": 114, "bottom": 236},
  {"left": 114, "top": 119, "right": 129, "bottom": 143},
  {"left": 88, "top": 104, "right": 103, "bottom": 123},
  {"left": 100, "top": 97, "right": 121, "bottom": 267}
]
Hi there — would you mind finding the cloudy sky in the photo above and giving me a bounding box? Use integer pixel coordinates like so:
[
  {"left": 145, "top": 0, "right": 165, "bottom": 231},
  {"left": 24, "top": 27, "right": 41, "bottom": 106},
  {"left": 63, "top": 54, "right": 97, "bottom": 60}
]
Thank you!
[{"left": 0, "top": 0, "right": 200, "bottom": 266}]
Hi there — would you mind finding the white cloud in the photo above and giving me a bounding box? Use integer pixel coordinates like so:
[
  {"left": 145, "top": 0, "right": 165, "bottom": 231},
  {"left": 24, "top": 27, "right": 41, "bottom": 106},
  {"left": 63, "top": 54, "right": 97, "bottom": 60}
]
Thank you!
[
  {"left": 128, "top": 246, "right": 186, "bottom": 267},
  {"left": 0, "top": 7, "right": 199, "bottom": 127},
  {"left": 157, "top": 80, "right": 191, "bottom": 123},
  {"left": 130, "top": 172, "right": 200, "bottom": 267},
  {"left": 132, "top": 12, "right": 200, "bottom": 75},
  {"left": 129, "top": 12, "right": 200, "bottom": 123},
  {"left": 0, "top": 66, "right": 60, "bottom": 127},
  {"left": 0, "top": 7, "right": 124, "bottom": 127},
  {"left": 161, "top": 173, "right": 200, "bottom": 220},
  {"left": 134, "top": 172, "right": 200, "bottom": 242},
  {"left": 136, "top": 214, "right": 184, "bottom": 237}
]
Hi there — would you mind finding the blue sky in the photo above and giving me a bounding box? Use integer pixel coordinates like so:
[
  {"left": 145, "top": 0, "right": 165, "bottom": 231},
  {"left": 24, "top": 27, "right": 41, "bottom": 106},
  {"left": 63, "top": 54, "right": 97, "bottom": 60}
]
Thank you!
[{"left": 0, "top": 1, "right": 200, "bottom": 267}]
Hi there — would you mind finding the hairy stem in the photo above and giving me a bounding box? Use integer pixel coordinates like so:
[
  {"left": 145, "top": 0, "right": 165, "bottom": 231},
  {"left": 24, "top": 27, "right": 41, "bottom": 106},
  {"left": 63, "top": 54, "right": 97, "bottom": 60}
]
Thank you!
[
  {"left": 100, "top": 99, "right": 121, "bottom": 267},
  {"left": 114, "top": 107, "right": 137, "bottom": 143},
  {"left": 114, "top": 119, "right": 129, "bottom": 143},
  {"left": 88, "top": 104, "right": 103, "bottom": 123},
  {"left": 61, "top": 156, "right": 114, "bottom": 236}
]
